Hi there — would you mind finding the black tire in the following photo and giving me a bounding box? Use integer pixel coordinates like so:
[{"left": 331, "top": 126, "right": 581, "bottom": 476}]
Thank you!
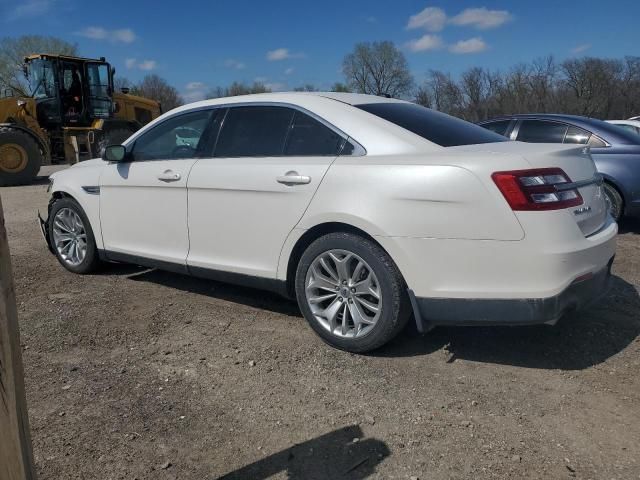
[
  {"left": 48, "top": 197, "right": 101, "bottom": 274},
  {"left": 96, "top": 127, "right": 134, "bottom": 157},
  {"left": 603, "top": 182, "right": 624, "bottom": 221},
  {"left": 295, "top": 232, "right": 411, "bottom": 353},
  {"left": 0, "top": 127, "right": 43, "bottom": 186}
]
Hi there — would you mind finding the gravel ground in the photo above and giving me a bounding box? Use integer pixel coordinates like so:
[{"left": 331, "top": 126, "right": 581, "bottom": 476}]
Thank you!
[{"left": 1, "top": 166, "right": 639, "bottom": 480}]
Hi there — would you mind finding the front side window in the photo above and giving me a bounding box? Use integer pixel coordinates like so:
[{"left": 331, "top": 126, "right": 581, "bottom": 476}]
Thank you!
[
  {"left": 29, "top": 59, "right": 56, "bottom": 99},
  {"left": 86, "top": 63, "right": 111, "bottom": 118},
  {"left": 516, "top": 120, "right": 568, "bottom": 143},
  {"left": 356, "top": 102, "right": 508, "bottom": 147},
  {"left": 131, "top": 109, "right": 214, "bottom": 161},
  {"left": 285, "top": 111, "right": 344, "bottom": 156},
  {"left": 215, "top": 106, "right": 294, "bottom": 157}
]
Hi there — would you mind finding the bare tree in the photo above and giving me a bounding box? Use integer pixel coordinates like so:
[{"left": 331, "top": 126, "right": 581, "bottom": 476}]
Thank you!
[
  {"left": 131, "top": 74, "right": 183, "bottom": 111},
  {"left": 0, "top": 35, "right": 77, "bottom": 96},
  {"left": 330, "top": 82, "right": 351, "bottom": 93},
  {"left": 342, "top": 41, "right": 413, "bottom": 98},
  {"left": 114, "top": 76, "right": 132, "bottom": 92},
  {"left": 206, "top": 81, "right": 271, "bottom": 99},
  {"left": 293, "top": 84, "right": 318, "bottom": 92}
]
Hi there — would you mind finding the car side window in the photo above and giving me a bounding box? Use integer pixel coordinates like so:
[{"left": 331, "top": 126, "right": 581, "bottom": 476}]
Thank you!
[
  {"left": 588, "top": 135, "right": 607, "bottom": 148},
  {"left": 564, "top": 126, "right": 591, "bottom": 145},
  {"left": 215, "top": 106, "right": 294, "bottom": 157},
  {"left": 481, "top": 120, "right": 511, "bottom": 137},
  {"left": 131, "top": 109, "right": 214, "bottom": 161},
  {"left": 284, "top": 111, "right": 345, "bottom": 156},
  {"left": 516, "top": 120, "right": 568, "bottom": 143}
]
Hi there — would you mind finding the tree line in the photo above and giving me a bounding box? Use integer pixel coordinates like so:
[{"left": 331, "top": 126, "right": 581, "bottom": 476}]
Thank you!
[{"left": 2, "top": 36, "right": 639, "bottom": 121}]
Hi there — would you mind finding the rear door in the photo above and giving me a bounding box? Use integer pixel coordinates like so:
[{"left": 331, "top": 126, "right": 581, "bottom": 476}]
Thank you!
[{"left": 186, "top": 105, "right": 347, "bottom": 278}]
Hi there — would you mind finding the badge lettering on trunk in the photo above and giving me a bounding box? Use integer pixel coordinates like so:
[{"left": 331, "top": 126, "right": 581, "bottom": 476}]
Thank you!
[{"left": 573, "top": 206, "right": 592, "bottom": 215}]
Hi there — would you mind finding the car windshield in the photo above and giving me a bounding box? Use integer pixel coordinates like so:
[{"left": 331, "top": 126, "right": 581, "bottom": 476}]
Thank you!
[{"left": 356, "top": 102, "right": 509, "bottom": 147}]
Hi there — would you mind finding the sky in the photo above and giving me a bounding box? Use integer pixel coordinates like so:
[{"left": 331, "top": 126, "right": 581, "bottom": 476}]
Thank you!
[{"left": 1, "top": 0, "right": 639, "bottom": 102}]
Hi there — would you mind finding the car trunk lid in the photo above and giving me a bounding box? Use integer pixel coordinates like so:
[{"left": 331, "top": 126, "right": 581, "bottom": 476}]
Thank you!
[{"left": 451, "top": 142, "right": 608, "bottom": 236}]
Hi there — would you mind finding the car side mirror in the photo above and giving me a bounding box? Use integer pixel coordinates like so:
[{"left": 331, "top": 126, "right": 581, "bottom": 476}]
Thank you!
[{"left": 102, "top": 144, "right": 127, "bottom": 162}]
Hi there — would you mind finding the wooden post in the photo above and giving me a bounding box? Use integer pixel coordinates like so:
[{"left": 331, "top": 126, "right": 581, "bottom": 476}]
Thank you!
[{"left": 0, "top": 195, "right": 36, "bottom": 480}]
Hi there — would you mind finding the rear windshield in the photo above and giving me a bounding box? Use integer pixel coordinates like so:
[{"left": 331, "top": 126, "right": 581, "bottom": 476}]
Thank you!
[{"left": 357, "top": 102, "right": 509, "bottom": 147}]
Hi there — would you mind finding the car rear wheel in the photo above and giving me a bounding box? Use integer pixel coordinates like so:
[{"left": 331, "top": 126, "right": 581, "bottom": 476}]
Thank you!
[
  {"left": 602, "top": 182, "right": 623, "bottom": 221},
  {"left": 48, "top": 197, "right": 101, "bottom": 274},
  {"left": 295, "top": 232, "right": 410, "bottom": 352}
]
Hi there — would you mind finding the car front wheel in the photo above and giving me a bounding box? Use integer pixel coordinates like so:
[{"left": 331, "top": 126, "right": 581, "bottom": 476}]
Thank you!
[
  {"left": 48, "top": 197, "right": 101, "bottom": 274},
  {"left": 295, "top": 232, "right": 410, "bottom": 353}
]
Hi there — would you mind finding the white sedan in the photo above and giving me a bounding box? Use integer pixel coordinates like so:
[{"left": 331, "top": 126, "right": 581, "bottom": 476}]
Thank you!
[
  {"left": 40, "top": 93, "right": 617, "bottom": 352},
  {"left": 606, "top": 119, "right": 640, "bottom": 135}
]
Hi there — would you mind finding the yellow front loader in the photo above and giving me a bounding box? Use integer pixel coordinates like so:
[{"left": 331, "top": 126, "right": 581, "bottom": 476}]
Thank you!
[{"left": 0, "top": 54, "right": 161, "bottom": 186}]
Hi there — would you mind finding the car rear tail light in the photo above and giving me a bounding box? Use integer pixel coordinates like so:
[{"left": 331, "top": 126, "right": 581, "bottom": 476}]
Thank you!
[{"left": 491, "top": 168, "right": 583, "bottom": 211}]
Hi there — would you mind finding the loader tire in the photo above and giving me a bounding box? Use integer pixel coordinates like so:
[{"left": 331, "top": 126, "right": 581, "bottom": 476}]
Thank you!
[{"left": 0, "top": 127, "right": 43, "bottom": 186}]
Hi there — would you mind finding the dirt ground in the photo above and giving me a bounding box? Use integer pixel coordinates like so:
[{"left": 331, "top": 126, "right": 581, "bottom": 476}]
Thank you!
[{"left": 1, "top": 166, "right": 639, "bottom": 480}]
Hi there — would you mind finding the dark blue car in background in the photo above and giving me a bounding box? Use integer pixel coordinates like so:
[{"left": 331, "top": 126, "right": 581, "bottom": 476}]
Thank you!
[{"left": 479, "top": 114, "right": 640, "bottom": 221}]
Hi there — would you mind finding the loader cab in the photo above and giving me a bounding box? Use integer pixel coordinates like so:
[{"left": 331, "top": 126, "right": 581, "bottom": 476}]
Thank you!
[{"left": 26, "top": 55, "right": 114, "bottom": 129}]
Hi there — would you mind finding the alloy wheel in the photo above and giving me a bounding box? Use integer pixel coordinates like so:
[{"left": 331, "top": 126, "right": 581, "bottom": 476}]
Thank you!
[
  {"left": 52, "top": 208, "right": 87, "bottom": 267},
  {"left": 305, "top": 249, "right": 382, "bottom": 338}
]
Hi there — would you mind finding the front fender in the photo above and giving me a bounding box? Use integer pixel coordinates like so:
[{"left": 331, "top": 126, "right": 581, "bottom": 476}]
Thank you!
[{"left": 49, "top": 163, "right": 105, "bottom": 249}]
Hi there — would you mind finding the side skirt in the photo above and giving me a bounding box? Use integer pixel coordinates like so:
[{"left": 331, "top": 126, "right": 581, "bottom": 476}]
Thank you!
[{"left": 99, "top": 250, "right": 290, "bottom": 298}]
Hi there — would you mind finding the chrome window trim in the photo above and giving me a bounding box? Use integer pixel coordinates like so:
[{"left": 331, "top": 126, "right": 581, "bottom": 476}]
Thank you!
[{"left": 123, "top": 101, "right": 366, "bottom": 157}]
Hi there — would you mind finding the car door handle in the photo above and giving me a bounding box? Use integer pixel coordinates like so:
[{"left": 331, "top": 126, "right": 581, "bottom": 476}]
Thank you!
[
  {"left": 157, "top": 170, "right": 181, "bottom": 182},
  {"left": 276, "top": 172, "right": 311, "bottom": 186}
]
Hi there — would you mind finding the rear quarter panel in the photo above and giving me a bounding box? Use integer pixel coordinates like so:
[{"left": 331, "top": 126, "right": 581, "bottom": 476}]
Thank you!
[{"left": 296, "top": 153, "right": 528, "bottom": 241}]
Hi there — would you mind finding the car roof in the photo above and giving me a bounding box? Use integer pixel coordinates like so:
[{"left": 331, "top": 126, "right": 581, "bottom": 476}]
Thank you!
[
  {"left": 481, "top": 113, "right": 640, "bottom": 145},
  {"left": 180, "top": 91, "right": 406, "bottom": 110}
]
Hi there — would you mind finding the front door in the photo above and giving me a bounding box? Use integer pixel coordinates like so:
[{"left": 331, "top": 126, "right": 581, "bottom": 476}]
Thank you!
[{"left": 100, "top": 108, "right": 215, "bottom": 267}]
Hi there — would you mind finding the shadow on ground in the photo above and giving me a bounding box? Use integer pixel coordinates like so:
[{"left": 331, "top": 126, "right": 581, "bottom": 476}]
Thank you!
[
  {"left": 122, "top": 267, "right": 301, "bottom": 316},
  {"left": 216, "top": 425, "right": 390, "bottom": 480},
  {"left": 109, "top": 263, "right": 639, "bottom": 371},
  {"left": 619, "top": 217, "right": 640, "bottom": 234},
  {"left": 376, "top": 275, "right": 640, "bottom": 370}
]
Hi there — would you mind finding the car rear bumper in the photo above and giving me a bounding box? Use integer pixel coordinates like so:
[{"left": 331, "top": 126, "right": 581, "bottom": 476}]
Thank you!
[{"left": 410, "top": 256, "right": 613, "bottom": 332}]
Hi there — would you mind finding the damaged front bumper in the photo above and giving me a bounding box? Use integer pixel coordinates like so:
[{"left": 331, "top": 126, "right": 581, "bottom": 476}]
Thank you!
[{"left": 38, "top": 210, "right": 54, "bottom": 254}]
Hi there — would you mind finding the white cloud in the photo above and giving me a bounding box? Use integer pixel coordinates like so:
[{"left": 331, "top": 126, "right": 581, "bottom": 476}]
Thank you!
[
  {"left": 182, "top": 81, "right": 207, "bottom": 103},
  {"left": 125, "top": 58, "right": 157, "bottom": 71},
  {"left": 448, "top": 37, "right": 488, "bottom": 54},
  {"left": 571, "top": 43, "right": 591, "bottom": 54},
  {"left": 407, "top": 7, "right": 447, "bottom": 32},
  {"left": 406, "top": 34, "right": 444, "bottom": 52},
  {"left": 365, "top": 16, "right": 377, "bottom": 23},
  {"left": 224, "top": 59, "right": 246, "bottom": 70},
  {"left": 186, "top": 82, "right": 205, "bottom": 90},
  {"left": 137, "top": 60, "right": 157, "bottom": 71},
  {"left": 7, "top": 0, "right": 52, "bottom": 20},
  {"left": 449, "top": 8, "right": 512, "bottom": 29},
  {"left": 284, "top": 67, "right": 295, "bottom": 75},
  {"left": 254, "top": 76, "right": 268, "bottom": 83},
  {"left": 77, "top": 26, "right": 137, "bottom": 44},
  {"left": 266, "top": 48, "right": 304, "bottom": 61}
]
